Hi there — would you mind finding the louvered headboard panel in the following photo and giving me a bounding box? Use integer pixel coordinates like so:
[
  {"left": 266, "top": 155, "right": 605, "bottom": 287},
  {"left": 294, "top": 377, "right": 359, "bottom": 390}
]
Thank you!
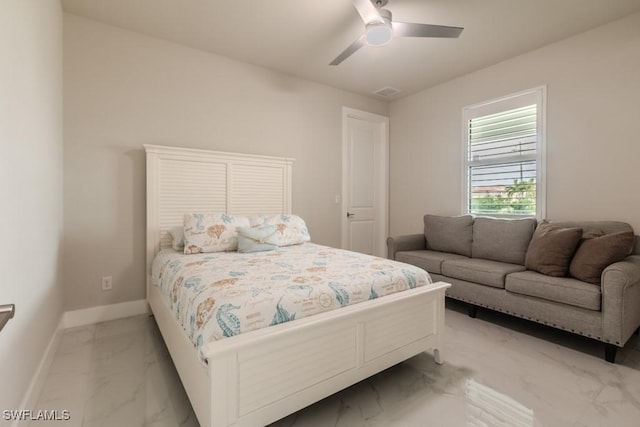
[{"left": 145, "top": 144, "right": 294, "bottom": 283}]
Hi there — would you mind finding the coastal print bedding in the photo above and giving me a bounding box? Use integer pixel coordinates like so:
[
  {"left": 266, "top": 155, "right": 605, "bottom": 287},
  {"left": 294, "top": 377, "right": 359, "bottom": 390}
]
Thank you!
[{"left": 151, "top": 243, "right": 433, "bottom": 362}]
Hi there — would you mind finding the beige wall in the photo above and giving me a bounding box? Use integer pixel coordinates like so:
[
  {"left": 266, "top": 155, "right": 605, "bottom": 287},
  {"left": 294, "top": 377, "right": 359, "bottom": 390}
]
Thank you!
[
  {"left": 63, "top": 14, "right": 388, "bottom": 310},
  {"left": 389, "top": 12, "right": 640, "bottom": 236},
  {"left": 0, "top": 0, "right": 64, "bottom": 412}
]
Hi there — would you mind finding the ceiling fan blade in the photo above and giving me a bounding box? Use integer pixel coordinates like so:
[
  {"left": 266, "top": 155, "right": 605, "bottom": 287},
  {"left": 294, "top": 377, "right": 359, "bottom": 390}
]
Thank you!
[
  {"left": 330, "top": 34, "right": 367, "bottom": 65},
  {"left": 392, "top": 22, "right": 463, "bottom": 38},
  {"left": 352, "top": 0, "right": 384, "bottom": 25},
  {"left": 329, "top": 33, "right": 367, "bottom": 65}
]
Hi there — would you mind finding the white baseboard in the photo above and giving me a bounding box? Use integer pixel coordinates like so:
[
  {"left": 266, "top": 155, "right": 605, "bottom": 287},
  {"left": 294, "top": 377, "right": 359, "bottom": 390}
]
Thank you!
[
  {"left": 13, "top": 300, "right": 150, "bottom": 427},
  {"left": 14, "top": 316, "right": 64, "bottom": 427},
  {"left": 63, "top": 299, "right": 149, "bottom": 329}
]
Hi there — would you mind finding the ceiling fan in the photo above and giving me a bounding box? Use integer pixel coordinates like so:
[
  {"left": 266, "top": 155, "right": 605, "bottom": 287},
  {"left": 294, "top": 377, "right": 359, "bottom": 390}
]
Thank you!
[{"left": 330, "top": 0, "right": 464, "bottom": 65}]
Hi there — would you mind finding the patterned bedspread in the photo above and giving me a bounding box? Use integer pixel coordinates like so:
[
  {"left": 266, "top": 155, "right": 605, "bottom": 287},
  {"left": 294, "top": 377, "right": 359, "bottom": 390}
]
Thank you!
[{"left": 151, "top": 243, "right": 432, "bottom": 361}]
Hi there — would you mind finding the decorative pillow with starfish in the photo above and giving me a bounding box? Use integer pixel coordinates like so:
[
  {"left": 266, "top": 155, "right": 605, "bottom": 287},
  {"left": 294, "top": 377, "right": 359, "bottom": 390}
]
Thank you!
[
  {"left": 183, "top": 213, "right": 250, "bottom": 254},
  {"left": 249, "top": 214, "right": 311, "bottom": 247}
]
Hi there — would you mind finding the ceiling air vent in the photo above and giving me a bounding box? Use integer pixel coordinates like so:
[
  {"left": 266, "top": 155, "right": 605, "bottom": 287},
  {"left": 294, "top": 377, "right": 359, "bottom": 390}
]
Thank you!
[{"left": 373, "top": 87, "right": 400, "bottom": 98}]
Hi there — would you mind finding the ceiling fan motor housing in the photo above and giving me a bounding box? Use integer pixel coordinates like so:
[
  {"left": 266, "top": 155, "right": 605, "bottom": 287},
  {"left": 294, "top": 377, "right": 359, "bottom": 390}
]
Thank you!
[
  {"left": 365, "top": 8, "right": 392, "bottom": 46},
  {"left": 329, "top": 0, "right": 463, "bottom": 65}
]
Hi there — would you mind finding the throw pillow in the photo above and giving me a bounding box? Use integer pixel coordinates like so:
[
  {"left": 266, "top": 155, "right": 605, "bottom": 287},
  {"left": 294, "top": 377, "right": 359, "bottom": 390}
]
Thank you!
[
  {"left": 249, "top": 214, "right": 311, "bottom": 246},
  {"left": 237, "top": 225, "right": 278, "bottom": 253},
  {"left": 424, "top": 214, "right": 473, "bottom": 257},
  {"left": 169, "top": 226, "right": 185, "bottom": 251},
  {"left": 183, "top": 213, "right": 250, "bottom": 254},
  {"left": 569, "top": 231, "right": 635, "bottom": 284},
  {"left": 525, "top": 222, "right": 583, "bottom": 277}
]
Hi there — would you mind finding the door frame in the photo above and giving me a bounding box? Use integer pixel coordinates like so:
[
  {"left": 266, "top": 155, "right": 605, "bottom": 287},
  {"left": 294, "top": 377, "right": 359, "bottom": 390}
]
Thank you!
[{"left": 341, "top": 107, "right": 390, "bottom": 257}]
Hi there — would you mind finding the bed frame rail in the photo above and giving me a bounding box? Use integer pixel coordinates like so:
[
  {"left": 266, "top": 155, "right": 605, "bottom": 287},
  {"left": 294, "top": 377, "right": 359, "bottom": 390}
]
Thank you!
[{"left": 205, "top": 282, "right": 449, "bottom": 427}]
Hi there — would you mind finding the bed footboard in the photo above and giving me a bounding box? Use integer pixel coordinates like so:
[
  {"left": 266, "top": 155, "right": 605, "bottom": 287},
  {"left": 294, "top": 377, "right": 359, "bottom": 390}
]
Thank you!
[{"left": 205, "top": 282, "right": 450, "bottom": 427}]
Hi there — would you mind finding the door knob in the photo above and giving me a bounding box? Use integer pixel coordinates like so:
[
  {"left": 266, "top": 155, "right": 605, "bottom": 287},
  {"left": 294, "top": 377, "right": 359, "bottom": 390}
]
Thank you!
[{"left": 346, "top": 212, "right": 355, "bottom": 218}]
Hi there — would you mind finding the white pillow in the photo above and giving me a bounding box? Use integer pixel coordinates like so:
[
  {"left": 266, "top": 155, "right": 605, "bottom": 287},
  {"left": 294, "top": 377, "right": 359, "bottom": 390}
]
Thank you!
[
  {"left": 249, "top": 214, "right": 311, "bottom": 246},
  {"left": 183, "top": 213, "right": 250, "bottom": 254},
  {"left": 237, "top": 225, "right": 278, "bottom": 253},
  {"left": 169, "top": 226, "right": 185, "bottom": 251}
]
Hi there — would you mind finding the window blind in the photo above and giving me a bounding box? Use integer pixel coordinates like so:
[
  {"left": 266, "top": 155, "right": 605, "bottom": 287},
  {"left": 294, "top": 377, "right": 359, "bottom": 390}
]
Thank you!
[{"left": 467, "top": 104, "right": 538, "bottom": 216}]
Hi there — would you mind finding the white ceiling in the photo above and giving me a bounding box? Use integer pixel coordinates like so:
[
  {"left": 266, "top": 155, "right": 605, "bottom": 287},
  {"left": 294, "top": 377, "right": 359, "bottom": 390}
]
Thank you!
[{"left": 61, "top": 0, "right": 640, "bottom": 101}]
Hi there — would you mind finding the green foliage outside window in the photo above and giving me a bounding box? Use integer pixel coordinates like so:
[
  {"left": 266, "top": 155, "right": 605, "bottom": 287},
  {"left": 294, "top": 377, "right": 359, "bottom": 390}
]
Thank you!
[{"left": 470, "top": 178, "right": 536, "bottom": 216}]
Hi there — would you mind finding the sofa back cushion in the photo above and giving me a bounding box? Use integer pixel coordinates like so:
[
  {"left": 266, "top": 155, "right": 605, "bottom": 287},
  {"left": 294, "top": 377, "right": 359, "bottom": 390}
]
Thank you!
[
  {"left": 472, "top": 217, "right": 537, "bottom": 265},
  {"left": 550, "top": 220, "right": 633, "bottom": 237},
  {"left": 424, "top": 214, "right": 473, "bottom": 257}
]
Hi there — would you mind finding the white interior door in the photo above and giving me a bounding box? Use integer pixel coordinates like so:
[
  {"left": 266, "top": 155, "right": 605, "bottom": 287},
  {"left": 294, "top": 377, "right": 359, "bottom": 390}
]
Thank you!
[{"left": 341, "top": 108, "right": 389, "bottom": 257}]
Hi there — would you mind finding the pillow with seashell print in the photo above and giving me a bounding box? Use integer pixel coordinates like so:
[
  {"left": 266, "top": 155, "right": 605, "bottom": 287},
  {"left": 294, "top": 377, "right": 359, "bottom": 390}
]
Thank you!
[
  {"left": 183, "top": 213, "right": 250, "bottom": 254},
  {"left": 249, "top": 214, "right": 311, "bottom": 247}
]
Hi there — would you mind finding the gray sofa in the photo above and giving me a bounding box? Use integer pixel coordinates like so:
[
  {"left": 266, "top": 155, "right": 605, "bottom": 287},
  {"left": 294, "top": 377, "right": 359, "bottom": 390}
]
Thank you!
[{"left": 387, "top": 215, "right": 640, "bottom": 362}]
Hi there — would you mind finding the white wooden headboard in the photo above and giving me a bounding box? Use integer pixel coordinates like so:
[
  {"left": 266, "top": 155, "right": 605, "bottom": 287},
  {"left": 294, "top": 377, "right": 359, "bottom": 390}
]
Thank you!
[{"left": 144, "top": 144, "right": 294, "bottom": 277}]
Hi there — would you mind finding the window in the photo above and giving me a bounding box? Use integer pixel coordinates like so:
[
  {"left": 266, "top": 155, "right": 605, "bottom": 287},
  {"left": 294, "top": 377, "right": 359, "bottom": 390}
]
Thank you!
[{"left": 463, "top": 87, "right": 546, "bottom": 218}]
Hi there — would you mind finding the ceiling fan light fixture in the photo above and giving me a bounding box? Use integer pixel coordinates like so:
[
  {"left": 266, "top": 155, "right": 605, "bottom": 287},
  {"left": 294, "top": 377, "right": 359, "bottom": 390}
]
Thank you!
[
  {"left": 365, "top": 8, "right": 393, "bottom": 46},
  {"left": 365, "top": 22, "right": 393, "bottom": 46}
]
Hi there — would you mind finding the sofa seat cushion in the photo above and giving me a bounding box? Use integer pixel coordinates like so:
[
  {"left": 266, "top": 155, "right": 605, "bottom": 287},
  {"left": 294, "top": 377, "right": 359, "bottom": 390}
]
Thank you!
[
  {"left": 442, "top": 259, "right": 526, "bottom": 289},
  {"left": 505, "top": 271, "right": 601, "bottom": 311},
  {"left": 395, "top": 250, "right": 469, "bottom": 275}
]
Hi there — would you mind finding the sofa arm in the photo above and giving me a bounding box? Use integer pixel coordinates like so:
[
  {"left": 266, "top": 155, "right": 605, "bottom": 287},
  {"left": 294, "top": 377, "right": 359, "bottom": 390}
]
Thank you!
[
  {"left": 601, "top": 255, "right": 640, "bottom": 345},
  {"left": 386, "top": 234, "right": 426, "bottom": 260}
]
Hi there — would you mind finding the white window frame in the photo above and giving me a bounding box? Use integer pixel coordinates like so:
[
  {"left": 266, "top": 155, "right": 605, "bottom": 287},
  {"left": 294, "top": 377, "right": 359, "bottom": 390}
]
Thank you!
[{"left": 462, "top": 86, "right": 547, "bottom": 219}]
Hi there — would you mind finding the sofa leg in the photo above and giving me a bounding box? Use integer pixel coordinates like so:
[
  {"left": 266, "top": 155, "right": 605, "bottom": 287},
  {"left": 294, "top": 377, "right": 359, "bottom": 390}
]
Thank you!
[
  {"left": 468, "top": 304, "right": 477, "bottom": 319},
  {"left": 604, "top": 344, "right": 617, "bottom": 363}
]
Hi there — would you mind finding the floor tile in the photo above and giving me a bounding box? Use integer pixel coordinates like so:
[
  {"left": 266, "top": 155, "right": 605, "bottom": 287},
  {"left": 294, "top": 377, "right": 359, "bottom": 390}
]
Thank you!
[{"left": 32, "top": 301, "right": 640, "bottom": 426}]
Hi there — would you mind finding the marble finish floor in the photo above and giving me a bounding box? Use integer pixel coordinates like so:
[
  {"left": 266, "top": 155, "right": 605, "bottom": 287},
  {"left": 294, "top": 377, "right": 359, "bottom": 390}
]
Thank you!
[{"left": 33, "top": 300, "right": 640, "bottom": 426}]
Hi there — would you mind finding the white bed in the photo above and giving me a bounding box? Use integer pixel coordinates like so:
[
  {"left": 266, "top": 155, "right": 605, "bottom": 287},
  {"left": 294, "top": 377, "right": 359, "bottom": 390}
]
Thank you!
[{"left": 145, "top": 144, "right": 451, "bottom": 427}]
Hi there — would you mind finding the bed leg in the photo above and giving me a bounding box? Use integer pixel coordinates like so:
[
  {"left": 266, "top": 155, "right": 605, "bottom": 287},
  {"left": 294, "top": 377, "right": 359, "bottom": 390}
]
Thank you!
[{"left": 433, "top": 348, "right": 443, "bottom": 365}]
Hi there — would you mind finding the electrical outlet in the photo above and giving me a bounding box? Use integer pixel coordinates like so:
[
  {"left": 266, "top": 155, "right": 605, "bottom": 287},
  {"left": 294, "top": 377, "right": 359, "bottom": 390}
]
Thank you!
[{"left": 101, "top": 276, "right": 113, "bottom": 291}]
